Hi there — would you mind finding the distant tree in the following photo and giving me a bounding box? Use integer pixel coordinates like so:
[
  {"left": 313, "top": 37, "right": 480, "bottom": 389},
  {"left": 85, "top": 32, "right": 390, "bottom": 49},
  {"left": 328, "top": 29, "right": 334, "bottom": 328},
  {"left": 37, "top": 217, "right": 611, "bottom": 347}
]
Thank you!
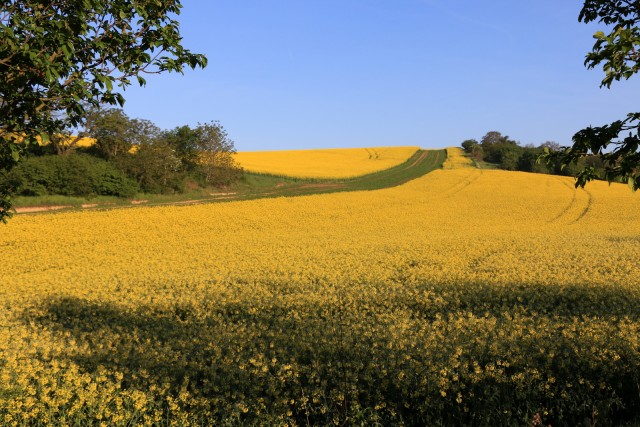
[
  {"left": 163, "top": 125, "right": 201, "bottom": 170},
  {"left": 95, "top": 112, "right": 184, "bottom": 193},
  {"left": 481, "top": 131, "right": 508, "bottom": 147},
  {"left": 547, "top": 1, "right": 640, "bottom": 190},
  {"left": 122, "top": 140, "right": 183, "bottom": 193},
  {"left": 480, "top": 131, "right": 518, "bottom": 164},
  {"left": 480, "top": 132, "right": 507, "bottom": 160},
  {"left": 540, "top": 141, "right": 561, "bottom": 152},
  {"left": 83, "top": 107, "right": 164, "bottom": 160},
  {"left": 518, "top": 145, "right": 553, "bottom": 174},
  {"left": 130, "top": 118, "right": 163, "bottom": 147},
  {"left": 85, "top": 108, "right": 135, "bottom": 160},
  {"left": 518, "top": 148, "right": 538, "bottom": 173},
  {"left": 461, "top": 139, "right": 479, "bottom": 153},
  {"left": 0, "top": 0, "right": 206, "bottom": 222},
  {"left": 165, "top": 122, "right": 243, "bottom": 186},
  {"left": 498, "top": 144, "right": 523, "bottom": 171},
  {"left": 194, "top": 122, "right": 243, "bottom": 185},
  {"left": 471, "top": 145, "right": 484, "bottom": 161}
]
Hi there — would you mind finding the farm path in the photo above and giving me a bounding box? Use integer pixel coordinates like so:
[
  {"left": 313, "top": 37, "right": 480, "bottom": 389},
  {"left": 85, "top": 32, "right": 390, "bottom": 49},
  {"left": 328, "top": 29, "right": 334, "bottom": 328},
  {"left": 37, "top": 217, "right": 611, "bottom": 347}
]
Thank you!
[{"left": 15, "top": 149, "right": 446, "bottom": 214}]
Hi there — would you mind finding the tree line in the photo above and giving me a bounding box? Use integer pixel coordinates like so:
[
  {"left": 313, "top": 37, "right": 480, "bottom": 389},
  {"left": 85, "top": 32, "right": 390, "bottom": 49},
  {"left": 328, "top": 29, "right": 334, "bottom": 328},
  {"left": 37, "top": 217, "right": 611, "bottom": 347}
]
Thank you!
[
  {"left": 460, "top": 131, "right": 604, "bottom": 178},
  {"left": 1, "top": 107, "right": 243, "bottom": 199}
]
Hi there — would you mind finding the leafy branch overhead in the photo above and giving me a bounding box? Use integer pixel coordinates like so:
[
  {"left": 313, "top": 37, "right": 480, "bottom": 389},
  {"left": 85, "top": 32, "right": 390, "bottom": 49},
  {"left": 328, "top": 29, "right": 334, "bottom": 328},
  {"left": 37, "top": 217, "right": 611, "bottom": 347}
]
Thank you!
[
  {"left": 580, "top": 0, "right": 640, "bottom": 88},
  {"left": 0, "top": 0, "right": 207, "bottom": 222},
  {"left": 545, "top": 0, "right": 640, "bottom": 190}
]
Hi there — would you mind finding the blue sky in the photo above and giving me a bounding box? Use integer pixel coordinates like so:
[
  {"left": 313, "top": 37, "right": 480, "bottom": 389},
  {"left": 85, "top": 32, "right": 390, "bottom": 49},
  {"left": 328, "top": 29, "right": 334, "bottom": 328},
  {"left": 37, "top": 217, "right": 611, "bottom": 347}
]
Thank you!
[{"left": 119, "top": 0, "right": 638, "bottom": 151}]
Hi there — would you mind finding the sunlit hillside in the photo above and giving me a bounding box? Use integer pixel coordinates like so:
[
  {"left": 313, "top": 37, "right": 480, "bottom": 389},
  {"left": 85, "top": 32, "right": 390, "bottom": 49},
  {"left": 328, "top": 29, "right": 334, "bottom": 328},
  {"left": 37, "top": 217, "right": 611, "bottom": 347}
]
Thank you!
[
  {"left": 1, "top": 152, "right": 639, "bottom": 425},
  {"left": 234, "top": 146, "right": 420, "bottom": 178}
]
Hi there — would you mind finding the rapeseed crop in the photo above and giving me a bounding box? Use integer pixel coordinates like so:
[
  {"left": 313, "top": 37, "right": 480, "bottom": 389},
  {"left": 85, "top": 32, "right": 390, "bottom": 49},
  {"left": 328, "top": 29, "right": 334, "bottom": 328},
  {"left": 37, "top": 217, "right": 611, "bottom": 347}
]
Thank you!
[
  {"left": 443, "top": 146, "right": 475, "bottom": 169},
  {"left": 1, "top": 160, "right": 639, "bottom": 426},
  {"left": 234, "top": 146, "right": 419, "bottom": 178}
]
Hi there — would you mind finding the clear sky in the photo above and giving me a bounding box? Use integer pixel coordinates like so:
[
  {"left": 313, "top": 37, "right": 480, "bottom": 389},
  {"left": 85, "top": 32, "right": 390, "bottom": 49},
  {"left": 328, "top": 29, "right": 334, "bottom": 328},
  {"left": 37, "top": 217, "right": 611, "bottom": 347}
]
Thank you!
[{"left": 118, "top": 0, "right": 638, "bottom": 151}]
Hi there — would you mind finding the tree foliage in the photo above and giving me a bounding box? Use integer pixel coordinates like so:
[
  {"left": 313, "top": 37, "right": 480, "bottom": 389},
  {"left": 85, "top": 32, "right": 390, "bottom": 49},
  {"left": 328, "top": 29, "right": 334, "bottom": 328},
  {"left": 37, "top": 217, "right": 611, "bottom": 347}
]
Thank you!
[
  {"left": 478, "top": 131, "right": 522, "bottom": 169},
  {"left": 118, "top": 139, "right": 183, "bottom": 193},
  {"left": 8, "top": 153, "right": 139, "bottom": 197},
  {"left": 190, "top": 122, "right": 243, "bottom": 186},
  {"left": 546, "top": 0, "right": 640, "bottom": 190},
  {"left": 461, "top": 139, "right": 479, "bottom": 154},
  {"left": 162, "top": 122, "right": 243, "bottom": 186},
  {"left": 0, "top": 0, "right": 206, "bottom": 221},
  {"left": 86, "top": 108, "right": 136, "bottom": 159}
]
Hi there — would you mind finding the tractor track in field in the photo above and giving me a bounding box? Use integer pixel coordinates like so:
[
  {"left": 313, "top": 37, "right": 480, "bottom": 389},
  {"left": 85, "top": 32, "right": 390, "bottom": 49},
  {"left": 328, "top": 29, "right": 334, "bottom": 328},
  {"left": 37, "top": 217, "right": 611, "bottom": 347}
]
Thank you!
[
  {"left": 548, "top": 178, "right": 593, "bottom": 225},
  {"left": 439, "top": 169, "right": 484, "bottom": 199},
  {"left": 15, "top": 149, "right": 446, "bottom": 215},
  {"left": 571, "top": 188, "right": 593, "bottom": 224}
]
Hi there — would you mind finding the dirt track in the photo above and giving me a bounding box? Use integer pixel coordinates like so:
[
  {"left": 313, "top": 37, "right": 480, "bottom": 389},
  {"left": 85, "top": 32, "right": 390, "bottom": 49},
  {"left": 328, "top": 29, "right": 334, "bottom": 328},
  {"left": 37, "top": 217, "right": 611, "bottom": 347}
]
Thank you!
[{"left": 14, "top": 149, "right": 445, "bottom": 215}]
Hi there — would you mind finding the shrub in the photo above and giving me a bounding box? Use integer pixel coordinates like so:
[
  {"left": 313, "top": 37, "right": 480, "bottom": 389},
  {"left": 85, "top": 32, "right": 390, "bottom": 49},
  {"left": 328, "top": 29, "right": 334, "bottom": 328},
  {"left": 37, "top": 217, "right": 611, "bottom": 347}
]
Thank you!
[{"left": 7, "top": 154, "right": 139, "bottom": 198}]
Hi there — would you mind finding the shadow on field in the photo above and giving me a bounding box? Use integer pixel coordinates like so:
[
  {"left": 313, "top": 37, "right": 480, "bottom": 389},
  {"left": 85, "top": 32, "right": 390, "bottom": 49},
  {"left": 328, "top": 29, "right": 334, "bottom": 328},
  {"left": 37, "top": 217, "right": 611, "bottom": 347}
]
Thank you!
[
  {"left": 23, "top": 295, "right": 394, "bottom": 425},
  {"left": 19, "top": 280, "right": 640, "bottom": 426},
  {"left": 404, "top": 281, "right": 640, "bottom": 320}
]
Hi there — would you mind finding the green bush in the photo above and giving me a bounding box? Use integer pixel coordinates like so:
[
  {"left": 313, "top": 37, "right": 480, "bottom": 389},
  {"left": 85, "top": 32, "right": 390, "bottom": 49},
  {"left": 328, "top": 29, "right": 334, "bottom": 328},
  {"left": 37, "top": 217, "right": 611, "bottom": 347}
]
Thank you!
[{"left": 7, "top": 154, "right": 139, "bottom": 198}]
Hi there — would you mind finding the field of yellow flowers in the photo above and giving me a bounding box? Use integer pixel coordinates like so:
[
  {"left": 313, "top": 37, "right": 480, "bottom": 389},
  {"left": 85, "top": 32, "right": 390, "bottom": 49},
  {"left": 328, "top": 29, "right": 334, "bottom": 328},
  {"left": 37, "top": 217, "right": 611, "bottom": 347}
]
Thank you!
[
  {"left": 443, "top": 146, "right": 475, "bottom": 169},
  {"left": 234, "top": 146, "right": 419, "bottom": 178},
  {"left": 1, "top": 148, "right": 640, "bottom": 426}
]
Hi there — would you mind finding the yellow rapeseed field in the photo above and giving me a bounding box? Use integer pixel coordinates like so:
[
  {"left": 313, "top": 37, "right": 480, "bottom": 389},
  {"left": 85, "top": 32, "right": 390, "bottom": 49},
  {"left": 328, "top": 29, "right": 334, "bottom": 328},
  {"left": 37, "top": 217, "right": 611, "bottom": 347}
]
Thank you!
[
  {"left": 234, "top": 146, "right": 419, "bottom": 178},
  {"left": 5, "top": 134, "right": 96, "bottom": 148},
  {"left": 443, "top": 146, "right": 475, "bottom": 169},
  {"left": 58, "top": 136, "right": 96, "bottom": 148},
  {"left": 1, "top": 151, "right": 639, "bottom": 425}
]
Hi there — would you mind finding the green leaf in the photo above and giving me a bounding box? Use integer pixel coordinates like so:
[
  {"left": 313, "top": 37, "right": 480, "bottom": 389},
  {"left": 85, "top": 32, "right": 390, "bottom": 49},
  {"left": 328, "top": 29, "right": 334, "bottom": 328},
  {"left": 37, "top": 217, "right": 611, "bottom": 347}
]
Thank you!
[{"left": 9, "top": 144, "right": 20, "bottom": 162}]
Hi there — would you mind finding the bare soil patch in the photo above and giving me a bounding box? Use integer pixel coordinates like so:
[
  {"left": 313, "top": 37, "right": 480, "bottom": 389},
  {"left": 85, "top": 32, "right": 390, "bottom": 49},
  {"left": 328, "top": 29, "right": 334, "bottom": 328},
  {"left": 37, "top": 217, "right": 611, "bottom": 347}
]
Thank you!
[{"left": 15, "top": 205, "right": 69, "bottom": 213}]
